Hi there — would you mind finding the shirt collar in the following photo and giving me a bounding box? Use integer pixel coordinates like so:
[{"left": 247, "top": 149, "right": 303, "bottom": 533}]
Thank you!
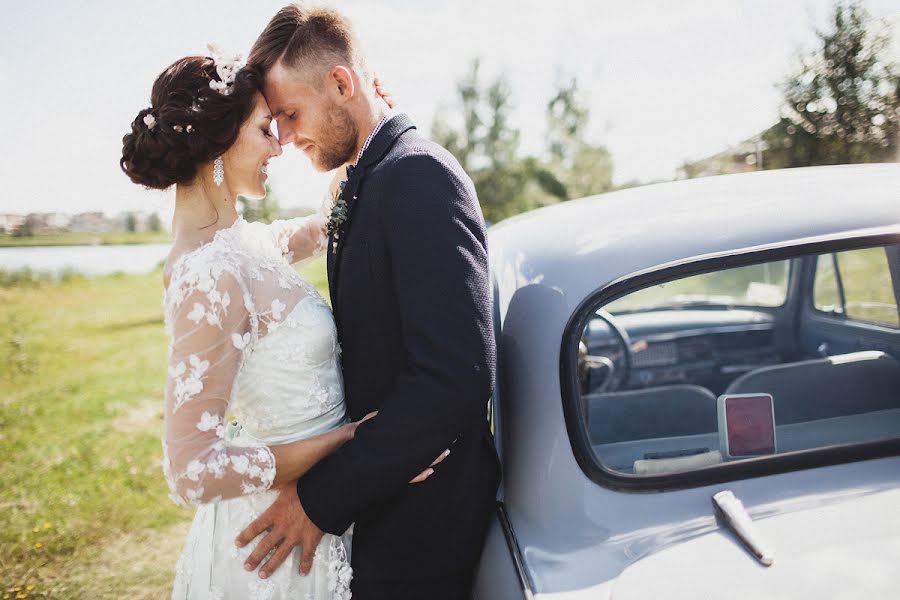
[{"left": 354, "top": 111, "right": 392, "bottom": 167}]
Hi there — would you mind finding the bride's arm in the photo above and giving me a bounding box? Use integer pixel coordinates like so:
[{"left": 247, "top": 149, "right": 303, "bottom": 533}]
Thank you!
[
  {"left": 163, "top": 267, "right": 355, "bottom": 506},
  {"left": 163, "top": 268, "right": 270, "bottom": 506},
  {"left": 269, "top": 413, "right": 366, "bottom": 486},
  {"left": 269, "top": 167, "right": 350, "bottom": 264},
  {"left": 266, "top": 203, "right": 328, "bottom": 265}
]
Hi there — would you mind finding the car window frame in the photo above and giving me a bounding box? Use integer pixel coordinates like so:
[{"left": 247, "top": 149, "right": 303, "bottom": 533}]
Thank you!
[
  {"left": 560, "top": 229, "right": 900, "bottom": 492},
  {"left": 811, "top": 247, "right": 900, "bottom": 330}
]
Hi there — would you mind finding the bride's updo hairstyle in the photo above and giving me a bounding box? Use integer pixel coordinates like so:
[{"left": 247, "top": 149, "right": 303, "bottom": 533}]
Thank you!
[{"left": 121, "top": 56, "right": 262, "bottom": 190}]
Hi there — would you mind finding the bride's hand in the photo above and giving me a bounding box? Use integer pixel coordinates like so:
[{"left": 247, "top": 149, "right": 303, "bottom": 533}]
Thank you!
[{"left": 373, "top": 75, "right": 396, "bottom": 109}]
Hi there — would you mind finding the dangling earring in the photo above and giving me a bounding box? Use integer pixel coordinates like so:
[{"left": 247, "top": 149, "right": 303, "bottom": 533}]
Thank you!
[{"left": 213, "top": 156, "right": 224, "bottom": 186}]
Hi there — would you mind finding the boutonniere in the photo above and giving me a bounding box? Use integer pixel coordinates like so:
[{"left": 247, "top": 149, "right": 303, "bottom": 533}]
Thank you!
[
  {"left": 326, "top": 186, "right": 349, "bottom": 254},
  {"left": 326, "top": 166, "right": 360, "bottom": 253}
]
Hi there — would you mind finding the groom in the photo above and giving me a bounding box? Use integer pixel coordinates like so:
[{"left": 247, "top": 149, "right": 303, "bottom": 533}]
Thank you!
[{"left": 236, "top": 4, "right": 500, "bottom": 598}]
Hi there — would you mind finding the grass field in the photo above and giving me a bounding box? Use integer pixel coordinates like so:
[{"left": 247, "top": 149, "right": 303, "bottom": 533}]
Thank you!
[
  {"left": 0, "top": 257, "right": 327, "bottom": 599},
  {"left": 0, "top": 231, "right": 172, "bottom": 248}
]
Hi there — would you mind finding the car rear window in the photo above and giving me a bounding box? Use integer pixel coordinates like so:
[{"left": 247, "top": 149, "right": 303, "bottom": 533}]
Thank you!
[{"left": 572, "top": 243, "right": 900, "bottom": 483}]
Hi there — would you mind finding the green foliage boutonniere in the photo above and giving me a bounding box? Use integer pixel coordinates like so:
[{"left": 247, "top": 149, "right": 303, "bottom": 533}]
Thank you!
[{"left": 326, "top": 187, "right": 349, "bottom": 253}]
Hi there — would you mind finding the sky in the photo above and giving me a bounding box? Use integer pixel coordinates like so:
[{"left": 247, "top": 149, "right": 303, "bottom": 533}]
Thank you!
[{"left": 1, "top": 0, "right": 898, "bottom": 217}]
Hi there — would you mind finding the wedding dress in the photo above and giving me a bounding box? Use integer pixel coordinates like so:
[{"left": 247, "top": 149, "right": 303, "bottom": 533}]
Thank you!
[{"left": 162, "top": 214, "right": 352, "bottom": 600}]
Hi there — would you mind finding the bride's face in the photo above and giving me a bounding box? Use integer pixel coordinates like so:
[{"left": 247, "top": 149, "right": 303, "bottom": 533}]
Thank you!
[{"left": 220, "top": 93, "right": 282, "bottom": 199}]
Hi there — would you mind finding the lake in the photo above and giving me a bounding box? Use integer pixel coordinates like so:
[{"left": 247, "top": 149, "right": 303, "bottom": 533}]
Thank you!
[{"left": 0, "top": 243, "right": 171, "bottom": 276}]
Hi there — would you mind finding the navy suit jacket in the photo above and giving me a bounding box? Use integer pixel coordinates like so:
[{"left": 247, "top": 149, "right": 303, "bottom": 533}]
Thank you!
[{"left": 297, "top": 113, "right": 500, "bottom": 580}]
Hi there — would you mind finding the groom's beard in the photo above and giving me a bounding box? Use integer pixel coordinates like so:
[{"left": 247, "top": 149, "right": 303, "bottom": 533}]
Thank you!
[{"left": 311, "top": 103, "right": 359, "bottom": 172}]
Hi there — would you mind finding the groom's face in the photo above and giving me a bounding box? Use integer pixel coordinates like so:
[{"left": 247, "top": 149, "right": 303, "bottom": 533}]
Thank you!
[{"left": 264, "top": 62, "right": 358, "bottom": 172}]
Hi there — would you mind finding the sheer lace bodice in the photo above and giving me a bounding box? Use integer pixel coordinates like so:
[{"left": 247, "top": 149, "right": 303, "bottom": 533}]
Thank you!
[
  {"left": 162, "top": 213, "right": 334, "bottom": 506},
  {"left": 162, "top": 211, "right": 353, "bottom": 600}
]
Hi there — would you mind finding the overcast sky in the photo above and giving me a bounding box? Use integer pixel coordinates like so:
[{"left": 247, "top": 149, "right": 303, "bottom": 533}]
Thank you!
[{"left": 1, "top": 0, "right": 898, "bottom": 216}]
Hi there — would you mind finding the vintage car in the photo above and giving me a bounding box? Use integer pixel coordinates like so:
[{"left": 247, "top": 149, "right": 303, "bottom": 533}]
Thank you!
[{"left": 473, "top": 164, "right": 900, "bottom": 599}]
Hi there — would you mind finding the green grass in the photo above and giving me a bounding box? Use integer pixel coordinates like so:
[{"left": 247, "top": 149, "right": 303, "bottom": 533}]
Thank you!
[
  {"left": 0, "top": 258, "right": 328, "bottom": 599},
  {"left": 0, "top": 231, "right": 172, "bottom": 248},
  {"left": 1, "top": 270, "right": 177, "bottom": 598},
  {"left": 297, "top": 256, "right": 328, "bottom": 301},
  {"left": 0, "top": 269, "right": 88, "bottom": 289}
]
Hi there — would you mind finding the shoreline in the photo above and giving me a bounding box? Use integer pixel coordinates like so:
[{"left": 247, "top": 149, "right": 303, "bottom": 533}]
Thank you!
[{"left": 0, "top": 232, "right": 172, "bottom": 248}]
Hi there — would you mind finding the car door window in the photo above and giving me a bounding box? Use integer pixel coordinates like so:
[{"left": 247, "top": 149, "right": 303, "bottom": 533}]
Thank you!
[
  {"left": 813, "top": 247, "right": 899, "bottom": 328},
  {"left": 574, "top": 244, "right": 900, "bottom": 483}
]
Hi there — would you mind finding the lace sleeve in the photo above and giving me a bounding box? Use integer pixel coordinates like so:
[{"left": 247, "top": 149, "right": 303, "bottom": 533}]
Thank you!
[
  {"left": 267, "top": 196, "right": 329, "bottom": 265},
  {"left": 162, "top": 265, "right": 275, "bottom": 507}
]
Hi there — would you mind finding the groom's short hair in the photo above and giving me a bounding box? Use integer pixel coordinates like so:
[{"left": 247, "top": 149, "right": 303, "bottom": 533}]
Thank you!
[{"left": 249, "top": 3, "right": 370, "bottom": 87}]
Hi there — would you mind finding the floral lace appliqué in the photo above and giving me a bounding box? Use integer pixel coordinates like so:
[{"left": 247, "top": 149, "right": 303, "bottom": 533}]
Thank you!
[{"left": 161, "top": 216, "right": 329, "bottom": 508}]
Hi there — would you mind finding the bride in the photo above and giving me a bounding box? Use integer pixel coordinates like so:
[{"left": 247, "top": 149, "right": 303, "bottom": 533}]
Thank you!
[{"left": 120, "top": 47, "right": 433, "bottom": 600}]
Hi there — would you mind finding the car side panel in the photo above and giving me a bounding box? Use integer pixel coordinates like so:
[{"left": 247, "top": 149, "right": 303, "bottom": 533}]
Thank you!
[{"left": 473, "top": 514, "right": 527, "bottom": 600}]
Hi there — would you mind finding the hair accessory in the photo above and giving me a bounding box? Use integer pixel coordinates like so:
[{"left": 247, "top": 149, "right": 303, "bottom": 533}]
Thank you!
[
  {"left": 213, "top": 156, "right": 225, "bottom": 186},
  {"left": 206, "top": 43, "right": 243, "bottom": 96},
  {"left": 172, "top": 125, "right": 184, "bottom": 133},
  {"left": 143, "top": 113, "right": 157, "bottom": 130},
  {"left": 186, "top": 124, "right": 194, "bottom": 133}
]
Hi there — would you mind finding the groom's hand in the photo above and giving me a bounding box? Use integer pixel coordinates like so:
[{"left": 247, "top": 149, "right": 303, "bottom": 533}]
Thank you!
[{"left": 235, "top": 485, "right": 324, "bottom": 578}]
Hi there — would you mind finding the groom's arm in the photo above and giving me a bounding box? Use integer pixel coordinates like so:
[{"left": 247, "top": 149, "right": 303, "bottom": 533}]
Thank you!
[{"left": 297, "top": 150, "right": 495, "bottom": 535}]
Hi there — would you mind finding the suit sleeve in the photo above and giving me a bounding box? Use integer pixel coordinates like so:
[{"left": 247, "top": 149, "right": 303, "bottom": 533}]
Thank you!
[{"left": 297, "top": 152, "right": 495, "bottom": 534}]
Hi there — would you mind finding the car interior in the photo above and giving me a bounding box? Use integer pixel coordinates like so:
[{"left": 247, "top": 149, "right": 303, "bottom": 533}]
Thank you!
[{"left": 577, "top": 244, "right": 900, "bottom": 476}]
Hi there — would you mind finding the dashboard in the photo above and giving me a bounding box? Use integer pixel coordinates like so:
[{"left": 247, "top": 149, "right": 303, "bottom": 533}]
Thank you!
[{"left": 584, "top": 309, "right": 781, "bottom": 393}]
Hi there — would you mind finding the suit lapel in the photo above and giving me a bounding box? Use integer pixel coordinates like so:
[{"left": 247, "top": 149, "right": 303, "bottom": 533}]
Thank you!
[
  {"left": 328, "top": 113, "right": 417, "bottom": 307},
  {"left": 328, "top": 173, "right": 360, "bottom": 308}
]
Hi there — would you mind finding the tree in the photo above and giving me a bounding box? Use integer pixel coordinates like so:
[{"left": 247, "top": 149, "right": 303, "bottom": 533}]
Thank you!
[
  {"left": 147, "top": 212, "right": 162, "bottom": 232},
  {"left": 125, "top": 213, "right": 137, "bottom": 232},
  {"left": 764, "top": 1, "right": 900, "bottom": 168},
  {"left": 240, "top": 183, "right": 281, "bottom": 223},
  {"left": 546, "top": 78, "right": 614, "bottom": 199},
  {"left": 432, "top": 61, "right": 614, "bottom": 223},
  {"left": 13, "top": 221, "right": 33, "bottom": 237},
  {"left": 432, "top": 60, "right": 538, "bottom": 222}
]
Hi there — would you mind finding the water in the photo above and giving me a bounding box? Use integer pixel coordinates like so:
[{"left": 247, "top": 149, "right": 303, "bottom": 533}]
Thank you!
[{"left": 0, "top": 243, "right": 171, "bottom": 276}]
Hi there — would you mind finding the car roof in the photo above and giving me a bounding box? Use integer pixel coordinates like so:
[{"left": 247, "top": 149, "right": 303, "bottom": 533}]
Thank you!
[{"left": 488, "top": 164, "right": 900, "bottom": 318}]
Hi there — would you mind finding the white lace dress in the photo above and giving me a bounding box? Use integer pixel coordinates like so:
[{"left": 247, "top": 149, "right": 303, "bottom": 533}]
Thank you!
[{"left": 162, "top": 214, "right": 353, "bottom": 600}]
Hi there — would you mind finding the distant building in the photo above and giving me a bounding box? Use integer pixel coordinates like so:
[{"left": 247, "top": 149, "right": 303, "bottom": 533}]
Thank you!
[
  {"left": 68, "top": 212, "right": 113, "bottom": 233},
  {"left": 111, "top": 211, "right": 169, "bottom": 232},
  {"left": 0, "top": 214, "right": 26, "bottom": 234},
  {"left": 24, "top": 212, "right": 71, "bottom": 234},
  {"left": 2, "top": 210, "right": 168, "bottom": 235}
]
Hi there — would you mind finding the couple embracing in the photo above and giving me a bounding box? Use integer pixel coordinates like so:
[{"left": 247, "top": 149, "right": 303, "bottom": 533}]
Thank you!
[{"left": 120, "top": 3, "right": 500, "bottom": 599}]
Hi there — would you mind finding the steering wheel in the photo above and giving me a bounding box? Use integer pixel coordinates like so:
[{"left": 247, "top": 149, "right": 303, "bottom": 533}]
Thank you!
[{"left": 582, "top": 310, "right": 634, "bottom": 392}]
